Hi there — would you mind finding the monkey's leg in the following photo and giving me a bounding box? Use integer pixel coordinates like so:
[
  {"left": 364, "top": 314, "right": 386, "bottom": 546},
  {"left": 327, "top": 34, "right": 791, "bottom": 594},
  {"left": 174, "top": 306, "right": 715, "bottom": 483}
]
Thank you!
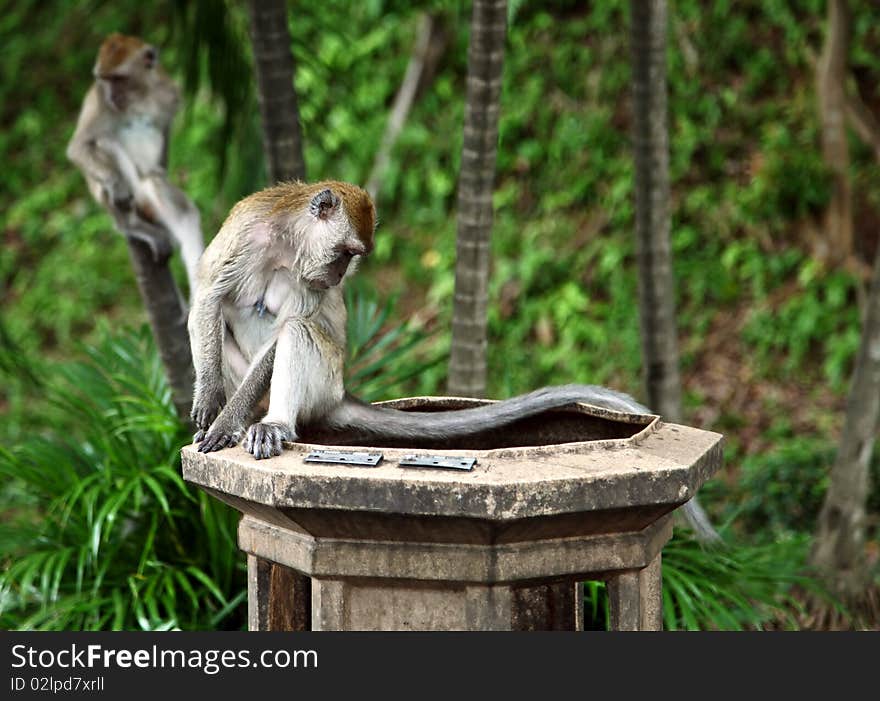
[
  {"left": 198, "top": 342, "right": 276, "bottom": 452},
  {"left": 243, "top": 321, "right": 317, "bottom": 460},
  {"left": 139, "top": 175, "right": 205, "bottom": 293},
  {"left": 96, "top": 140, "right": 180, "bottom": 264},
  {"left": 107, "top": 194, "right": 174, "bottom": 263}
]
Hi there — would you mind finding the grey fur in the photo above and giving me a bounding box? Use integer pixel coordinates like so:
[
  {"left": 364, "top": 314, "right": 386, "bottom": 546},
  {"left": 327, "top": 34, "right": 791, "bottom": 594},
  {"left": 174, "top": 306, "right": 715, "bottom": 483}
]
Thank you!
[
  {"left": 329, "top": 383, "right": 650, "bottom": 439},
  {"left": 243, "top": 421, "right": 292, "bottom": 460},
  {"left": 197, "top": 344, "right": 275, "bottom": 452}
]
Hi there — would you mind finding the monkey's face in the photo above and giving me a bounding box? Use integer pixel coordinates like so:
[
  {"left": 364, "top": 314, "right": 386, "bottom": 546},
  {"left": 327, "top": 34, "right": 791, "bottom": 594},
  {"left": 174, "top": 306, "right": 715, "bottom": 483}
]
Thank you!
[
  {"left": 309, "top": 246, "right": 363, "bottom": 289},
  {"left": 94, "top": 33, "right": 160, "bottom": 112},
  {"left": 300, "top": 187, "right": 373, "bottom": 290}
]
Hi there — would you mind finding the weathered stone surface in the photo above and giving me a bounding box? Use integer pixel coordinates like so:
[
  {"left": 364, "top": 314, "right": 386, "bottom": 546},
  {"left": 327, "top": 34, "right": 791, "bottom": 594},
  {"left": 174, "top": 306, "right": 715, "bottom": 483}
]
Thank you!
[
  {"left": 236, "top": 513, "right": 672, "bottom": 583},
  {"left": 247, "top": 557, "right": 310, "bottom": 631},
  {"left": 182, "top": 414, "right": 722, "bottom": 521}
]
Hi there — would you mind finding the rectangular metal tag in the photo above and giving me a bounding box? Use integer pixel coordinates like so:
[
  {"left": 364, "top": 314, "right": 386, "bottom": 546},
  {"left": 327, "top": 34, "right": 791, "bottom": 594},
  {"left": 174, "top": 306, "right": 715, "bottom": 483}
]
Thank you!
[
  {"left": 399, "top": 454, "right": 476, "bottom": 471},
  {"left": 304, "top": 450, "right": 383, "bottom": 467}
]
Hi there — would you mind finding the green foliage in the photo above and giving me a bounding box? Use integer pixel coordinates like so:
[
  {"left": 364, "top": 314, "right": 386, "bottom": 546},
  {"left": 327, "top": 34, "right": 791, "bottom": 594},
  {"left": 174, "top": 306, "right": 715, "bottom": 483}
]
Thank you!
[
  {"left": 742, "top": 267, "right": 861, "bottom": 388},
  {"left": 0, "top": 289, "right": 439, "bottom": 630},
  {"left": 660, "top": 532, "right": 819, "bottom": 630},
  {"left": 713, "top": 436, "right": 880, "bottom": 537},
  {"left": 4, "top": 0, "right": 878, "bottom": 400},
  {"left": 345, "top": 285, "right": 443, "bottom": 401},
  {"left": 584, "top": 531, "right": 824, "bottom": 631},
  {"left": 0, "top": 326, "right": 244, "bottom": 630},
  {"left": 4, "top": 0, "right": 880, "bottom": 629}
]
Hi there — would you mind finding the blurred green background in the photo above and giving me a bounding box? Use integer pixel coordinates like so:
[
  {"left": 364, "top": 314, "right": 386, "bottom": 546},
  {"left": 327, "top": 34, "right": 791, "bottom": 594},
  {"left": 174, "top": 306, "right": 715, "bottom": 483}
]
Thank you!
[{"left": 1, "top": 0, "right": 878, "bottom": 629}]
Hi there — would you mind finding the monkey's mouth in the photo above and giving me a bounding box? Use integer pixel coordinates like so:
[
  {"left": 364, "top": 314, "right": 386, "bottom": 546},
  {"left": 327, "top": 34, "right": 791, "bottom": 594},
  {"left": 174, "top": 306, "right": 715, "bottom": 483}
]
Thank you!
[{"left": 305, "top": 272, "right": 345, "bottom": 290}]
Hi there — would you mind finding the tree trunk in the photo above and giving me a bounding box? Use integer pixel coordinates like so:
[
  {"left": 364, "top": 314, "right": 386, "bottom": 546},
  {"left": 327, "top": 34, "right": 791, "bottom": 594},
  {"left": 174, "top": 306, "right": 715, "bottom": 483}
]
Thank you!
[
  {"left": 810, "top": 186, "right": 878, "bottom": 606},
  {"left": 246, "top": 0, "right": 306, "bottom": 183},
  {"left": 246, "top": 0, "right": 311, "bottom": 627},
  {"left": 447, "top": 0, "right": 507, "bottom": 398},
  {"left": 817, "top": 0, "right": 852, "bottom": 265},
  {"left": 631, "top": 2, "right": 719, "bottom": 543},
  {"left": 124, "top": 236, "right": 194, "bottom": 420},
  {"left": 630, "top": 0, "right": 682, "bottom": 422}
]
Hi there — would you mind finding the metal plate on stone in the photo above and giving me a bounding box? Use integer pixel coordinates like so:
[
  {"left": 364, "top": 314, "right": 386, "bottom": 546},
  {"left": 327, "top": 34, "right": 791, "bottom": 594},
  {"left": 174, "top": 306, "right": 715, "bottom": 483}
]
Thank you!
[
  {"left": 399, "top": 454, "right": 476, "bottom": 471},
  {"left": 304, "top": 450, "right": 383, "bottom": 467}
]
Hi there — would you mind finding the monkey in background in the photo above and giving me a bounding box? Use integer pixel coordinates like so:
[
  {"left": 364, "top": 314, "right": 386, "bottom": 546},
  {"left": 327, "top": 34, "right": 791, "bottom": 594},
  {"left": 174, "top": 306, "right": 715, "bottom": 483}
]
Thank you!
[{"left": 67, "top": 32, "right": 204, "bottom": 293}]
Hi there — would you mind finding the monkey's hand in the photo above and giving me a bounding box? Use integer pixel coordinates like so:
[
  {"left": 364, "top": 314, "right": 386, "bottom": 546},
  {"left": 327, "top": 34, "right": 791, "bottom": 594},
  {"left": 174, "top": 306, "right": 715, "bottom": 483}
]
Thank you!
[
  {"left": 197, "top": 413, "right": 246, "bottom": 454},
  {"left": 191, "top": 386, "right": 225, "bottom": 443},
  {"left": 104, "top": 178, "right": 134, "bottom": 212},
  {"left": 243, "top": 422, "right": 294, "bottom": 460}
]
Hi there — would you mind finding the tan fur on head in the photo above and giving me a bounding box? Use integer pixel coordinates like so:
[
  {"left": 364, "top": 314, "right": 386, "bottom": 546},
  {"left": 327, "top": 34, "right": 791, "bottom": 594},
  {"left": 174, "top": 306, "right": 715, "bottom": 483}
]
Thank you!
[
  {"left": 95, "top": 33, "right": 150, "bottom": 78},
  {"left": 262, "top": 180, "right": 376, "bottom": 252}
]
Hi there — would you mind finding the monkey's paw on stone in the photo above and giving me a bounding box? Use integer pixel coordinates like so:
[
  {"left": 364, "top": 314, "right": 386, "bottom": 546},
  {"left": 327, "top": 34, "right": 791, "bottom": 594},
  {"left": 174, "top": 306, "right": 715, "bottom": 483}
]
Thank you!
[
  {"left": 197, "top": 425, "right": 244, "bottom": 453},
  {"left": 243, "top": 422, "right": 293, "bottom": 460}
]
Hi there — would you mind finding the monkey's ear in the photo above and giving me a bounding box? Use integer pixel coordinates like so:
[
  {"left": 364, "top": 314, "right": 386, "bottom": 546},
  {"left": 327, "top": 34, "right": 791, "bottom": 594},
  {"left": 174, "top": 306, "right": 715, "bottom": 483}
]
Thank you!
[
  {"left": 143, "top": 46, "right": 158, "bottom": 69},
  {"left": 309, "top": 189, "right": 341, "bottom": 220}
]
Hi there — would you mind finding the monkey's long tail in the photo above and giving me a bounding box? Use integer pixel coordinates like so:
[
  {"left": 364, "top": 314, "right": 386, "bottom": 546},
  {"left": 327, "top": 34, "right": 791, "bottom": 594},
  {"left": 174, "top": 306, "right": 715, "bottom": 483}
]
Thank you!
[
  {"left": 331, "top": 384, "right": 650, "bottom": 440},
  {"left": 330, "top": 383, "right": 722, "bottom": 544}
]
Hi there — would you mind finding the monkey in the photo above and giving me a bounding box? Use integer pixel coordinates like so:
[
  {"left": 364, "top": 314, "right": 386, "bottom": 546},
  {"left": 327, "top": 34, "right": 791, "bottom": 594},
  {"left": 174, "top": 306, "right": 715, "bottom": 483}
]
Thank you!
[
  {"left": 188, "top": 180, "right": 720, "bottom": 542},
  {"left": 67, "top": 32, "right": 204, "bottom": 293},
  {"left": 188, "top": 181, "right": 365, "bottom": 453}
]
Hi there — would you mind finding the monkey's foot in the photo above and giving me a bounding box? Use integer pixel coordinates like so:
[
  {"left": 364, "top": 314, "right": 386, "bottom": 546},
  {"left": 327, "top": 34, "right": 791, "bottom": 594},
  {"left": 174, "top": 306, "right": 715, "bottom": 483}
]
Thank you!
[
  {"left": 118, "top": 213, "right": 174, "bottom": 262},
  {"left": 197, "top": 424, "right": 244, "bottom": 453},
  {"left": 243, "top": 422, "right": 293, "bottom": 460}
]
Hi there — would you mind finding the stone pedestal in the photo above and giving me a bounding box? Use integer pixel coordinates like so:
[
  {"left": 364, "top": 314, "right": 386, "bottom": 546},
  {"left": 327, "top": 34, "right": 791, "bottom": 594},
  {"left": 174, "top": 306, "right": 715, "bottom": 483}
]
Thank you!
[{"left": 181, "top": 397, "right": 723, "bottom": 631}]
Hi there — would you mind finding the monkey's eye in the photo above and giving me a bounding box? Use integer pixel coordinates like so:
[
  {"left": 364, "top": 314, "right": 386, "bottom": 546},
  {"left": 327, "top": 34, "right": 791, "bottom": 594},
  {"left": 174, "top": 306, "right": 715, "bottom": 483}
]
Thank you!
[
  {"left": 339, "top": 247, "right": 364, "bottom": 261},
  {"left": 143, "top": 47, "right": 157, "bottom": 69}
]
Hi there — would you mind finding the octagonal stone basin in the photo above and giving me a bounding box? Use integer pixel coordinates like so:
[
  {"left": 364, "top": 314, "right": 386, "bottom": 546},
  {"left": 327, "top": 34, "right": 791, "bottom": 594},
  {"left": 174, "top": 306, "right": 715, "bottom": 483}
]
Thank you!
[
  {"left": 182, "top": 397, "right": 723, "bottom": 630},
  {"left": 182, "top": 397, "right": 723, "bottom": 538}
]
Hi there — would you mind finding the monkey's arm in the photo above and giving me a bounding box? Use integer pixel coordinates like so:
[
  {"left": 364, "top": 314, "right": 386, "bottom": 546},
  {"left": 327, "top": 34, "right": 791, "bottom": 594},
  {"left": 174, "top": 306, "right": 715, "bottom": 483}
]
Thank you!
[
  {"left": 197, "top": 342, "right": 276, "bottom": 451},
  {"left": 136, "top": 175, "right": 205, "bottom": 292},
  {"left": 188, "top": 278, "right": 229, "bottom": 438},
  {"left": 67, "top": 131, "right": 133, "bottom": 210}
]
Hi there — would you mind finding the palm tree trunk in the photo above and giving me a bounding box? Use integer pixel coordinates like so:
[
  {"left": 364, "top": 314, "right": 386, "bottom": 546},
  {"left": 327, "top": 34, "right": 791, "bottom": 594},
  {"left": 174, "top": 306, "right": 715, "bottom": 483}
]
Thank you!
[
  {"left": 631, "top": 2, "right": 720, "bottom": 543},
  {"left": 245, "top": 0, "right": 311, "bottom": 629},
  {"left": 447, "top": 0, "right": 507, "bottom": 398},
  {"left": 630, "top": 0, "right": 682, "bottom": 422},
  {"left": 246, "top": 0, "right": 306, "bottom": 182}
]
